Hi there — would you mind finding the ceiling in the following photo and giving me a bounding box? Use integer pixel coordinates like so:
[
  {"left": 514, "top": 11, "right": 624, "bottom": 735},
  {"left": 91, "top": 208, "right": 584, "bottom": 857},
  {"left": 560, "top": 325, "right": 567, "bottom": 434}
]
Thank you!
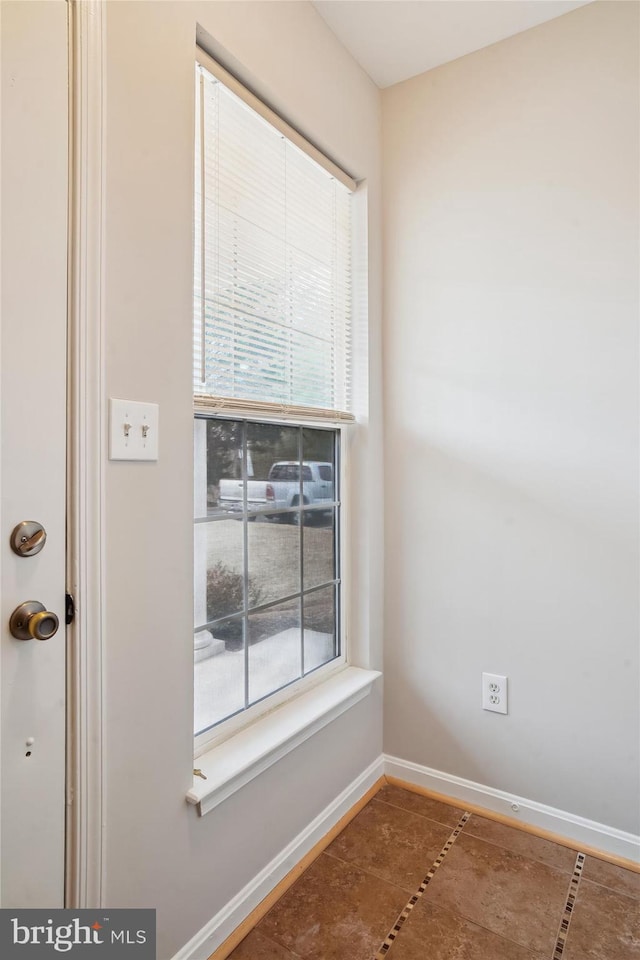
[{"left": 312, "top": 0, "right": 592, "bottom": 88}]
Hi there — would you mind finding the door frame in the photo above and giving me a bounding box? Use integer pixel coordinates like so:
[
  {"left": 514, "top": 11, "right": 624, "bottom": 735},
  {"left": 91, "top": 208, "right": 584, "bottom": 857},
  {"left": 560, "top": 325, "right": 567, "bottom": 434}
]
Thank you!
[{"left": 65, "top": 0, "right": 106, "bottom": 909}]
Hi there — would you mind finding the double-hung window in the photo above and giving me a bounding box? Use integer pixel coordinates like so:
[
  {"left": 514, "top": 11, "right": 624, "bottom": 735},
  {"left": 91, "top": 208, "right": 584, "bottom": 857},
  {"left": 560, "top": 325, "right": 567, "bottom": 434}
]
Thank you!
[{"left": 193, "top": 50, "right": 356, "bottom": 743}]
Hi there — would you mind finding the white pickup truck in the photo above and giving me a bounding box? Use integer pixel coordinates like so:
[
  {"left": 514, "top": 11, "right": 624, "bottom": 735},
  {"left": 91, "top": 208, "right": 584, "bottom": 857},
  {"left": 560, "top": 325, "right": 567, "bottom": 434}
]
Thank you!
[{"left": 218, "top": 461, "right": 334, "bottom": 521}]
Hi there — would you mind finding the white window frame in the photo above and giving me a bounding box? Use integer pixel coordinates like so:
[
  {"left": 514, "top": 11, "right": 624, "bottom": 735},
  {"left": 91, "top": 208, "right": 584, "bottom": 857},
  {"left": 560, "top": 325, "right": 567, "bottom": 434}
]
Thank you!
[{"left": 191, "top": 47, "right": 377, "bottom": 776}]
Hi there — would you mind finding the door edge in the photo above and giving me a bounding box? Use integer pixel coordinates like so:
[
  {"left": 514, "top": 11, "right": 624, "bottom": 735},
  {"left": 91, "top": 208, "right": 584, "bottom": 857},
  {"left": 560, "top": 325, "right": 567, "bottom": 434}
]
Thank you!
[{"left": 66, "top": 0, "right": 107, "bottom": 910}]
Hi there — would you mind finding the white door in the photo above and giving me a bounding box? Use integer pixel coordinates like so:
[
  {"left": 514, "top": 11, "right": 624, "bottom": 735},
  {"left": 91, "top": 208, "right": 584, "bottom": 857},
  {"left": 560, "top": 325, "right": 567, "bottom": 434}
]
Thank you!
[{"left": 0, "top": 0, "right": 69, "bottom": 906}]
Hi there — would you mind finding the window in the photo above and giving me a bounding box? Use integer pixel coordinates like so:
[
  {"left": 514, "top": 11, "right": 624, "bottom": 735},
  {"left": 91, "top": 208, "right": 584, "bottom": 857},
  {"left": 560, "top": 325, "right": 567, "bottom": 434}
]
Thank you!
[{"left": 193, "top": 50, "right": 355, "bottom": 741}]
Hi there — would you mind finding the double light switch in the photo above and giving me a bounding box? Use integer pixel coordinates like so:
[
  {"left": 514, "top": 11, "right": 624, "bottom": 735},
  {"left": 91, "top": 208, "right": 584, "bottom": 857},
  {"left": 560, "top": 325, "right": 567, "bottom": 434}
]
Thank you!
[{"left": 109, "top": 398, "right": 159, "bottom": 461}]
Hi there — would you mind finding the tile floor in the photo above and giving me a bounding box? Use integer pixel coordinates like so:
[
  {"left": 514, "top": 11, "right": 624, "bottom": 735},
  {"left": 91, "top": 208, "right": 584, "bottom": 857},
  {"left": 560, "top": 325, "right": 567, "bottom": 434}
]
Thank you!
[{"left": 227, "top": 782, "right": 640, "bottom": 960}]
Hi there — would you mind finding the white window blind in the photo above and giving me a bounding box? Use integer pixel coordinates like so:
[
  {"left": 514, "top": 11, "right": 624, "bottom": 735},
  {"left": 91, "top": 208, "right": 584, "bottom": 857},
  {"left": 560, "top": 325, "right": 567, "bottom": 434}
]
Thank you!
[{"left": 194, "top": 57, "right": 354, "bottom": 419}]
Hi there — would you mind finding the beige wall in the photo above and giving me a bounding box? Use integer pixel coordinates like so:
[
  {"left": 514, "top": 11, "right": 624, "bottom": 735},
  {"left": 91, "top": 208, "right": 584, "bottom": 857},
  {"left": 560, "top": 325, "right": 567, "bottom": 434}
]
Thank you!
[
  {"left": 103, "top": 2, "right": 382, "bottom": 956},
  {"left": 382, "top": 0, "right": 639, "bottom": 833}
]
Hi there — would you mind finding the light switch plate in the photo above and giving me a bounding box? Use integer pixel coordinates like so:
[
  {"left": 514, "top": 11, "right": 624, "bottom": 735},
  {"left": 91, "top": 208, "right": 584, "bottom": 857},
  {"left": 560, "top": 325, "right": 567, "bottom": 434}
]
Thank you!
[{"left": 109, "top": 398, "right": 159, "bottom": 461}]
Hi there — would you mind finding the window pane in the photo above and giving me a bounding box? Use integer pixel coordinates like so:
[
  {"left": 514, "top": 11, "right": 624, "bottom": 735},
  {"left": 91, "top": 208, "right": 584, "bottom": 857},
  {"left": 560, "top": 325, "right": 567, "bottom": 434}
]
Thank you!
[
  {"left": 198, "top": 418, "right": 246, "bottom": 518},
  {"left": 246, "top": 421, "right": 300, "bottom": 517},
  {"left": 194, "top": 518, "right": 244, "bottom": 624},
  {"left": 194, "top": 616, "right": 245, "bottom": 734},
  {"left": 194, "top": 419, "right": 210, "bottom": 519},
  {"left": 246, "top": 421, "right": 299, "bottom": 470},
  {"left": 248, "top": 519, "right": 300, "bottom": 607},
  {"left": 303, "top": 427, "right": 335, "bottom": 497},
  {"left": 302, "top": 427, "right": 336, "bottom": 529},
  {"left": 248, "top": 598, "right": 302, "bottom": 704},
  {"left": 304, "top": 586, "right": 337, "bottom": 674},
  {"left": 302, "top": 427, "right": 336, "bottom": 480},
  {"left": 303, "top": 507, "right": 335, "bottom": 590}
]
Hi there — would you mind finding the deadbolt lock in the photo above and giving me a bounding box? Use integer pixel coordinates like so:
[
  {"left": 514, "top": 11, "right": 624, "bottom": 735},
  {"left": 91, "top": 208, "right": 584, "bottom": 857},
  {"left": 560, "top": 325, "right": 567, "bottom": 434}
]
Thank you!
[
  {"left": 9, "top": 601, "right": 59, "bottom": 642},
  {"left": 10, "top": 521, "right": 47, "bottom": 557}
]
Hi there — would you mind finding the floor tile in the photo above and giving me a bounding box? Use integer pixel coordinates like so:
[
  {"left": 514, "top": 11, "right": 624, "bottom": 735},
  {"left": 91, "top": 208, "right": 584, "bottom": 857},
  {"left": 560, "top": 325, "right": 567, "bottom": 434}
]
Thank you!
[
  {"left": 257, "top": 852, "right": 409, "bottom": 960},
  {"left": 227, "top": 928, "right": 302, "bottom": 960},
  {"left": 422, "top": 833, "right": 569, "bottom": 954},
  {"left": 325, "top": 797, "right": 452, "bottom": 892},
  {"left": 464, "top": 814, "right": 577, "bottom": 873},
  {"left": 385, "top": 900, "right": 546, "bottom": 960},
  {"left": 581, "top": 856, "right": 640, "bottom": 901},
  {"left": 376, "top": 783, "right": 467, "bottom": 828},
  {"left": 563, "top": 879, "right": 640, "bottom": 959}
]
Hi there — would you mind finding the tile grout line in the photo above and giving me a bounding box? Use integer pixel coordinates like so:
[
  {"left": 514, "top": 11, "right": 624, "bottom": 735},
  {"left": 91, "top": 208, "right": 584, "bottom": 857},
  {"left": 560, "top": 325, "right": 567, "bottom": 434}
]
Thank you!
[
  {"left": 551, "top": 852, "right": 586, "bottom": 960},
  {"left": 373, "top": 811, "right": 471, "bottom": 959}
]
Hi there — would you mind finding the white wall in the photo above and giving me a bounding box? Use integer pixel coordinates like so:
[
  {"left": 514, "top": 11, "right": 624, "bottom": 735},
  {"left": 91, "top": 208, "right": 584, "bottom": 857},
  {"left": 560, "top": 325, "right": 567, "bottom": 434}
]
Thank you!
[
  {"left": 102, "top": 2, "right": 381, "bottom": 956},
  {"left": 382, "top": 0, "right": 639, "bottom": 834}
]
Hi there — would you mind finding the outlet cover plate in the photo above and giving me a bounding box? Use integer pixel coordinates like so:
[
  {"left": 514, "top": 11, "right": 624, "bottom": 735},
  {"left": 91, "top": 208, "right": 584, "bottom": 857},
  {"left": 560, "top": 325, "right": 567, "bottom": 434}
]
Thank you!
[{"left": 482, "top": 672, "right": 508, "bottom": 714}]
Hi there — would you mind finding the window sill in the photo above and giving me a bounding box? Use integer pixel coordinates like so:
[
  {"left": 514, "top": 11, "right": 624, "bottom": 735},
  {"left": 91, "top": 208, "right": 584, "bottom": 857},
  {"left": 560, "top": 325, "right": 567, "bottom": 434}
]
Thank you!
[{"left": 186, "top": 666, "right": 381, "bottom": 817}]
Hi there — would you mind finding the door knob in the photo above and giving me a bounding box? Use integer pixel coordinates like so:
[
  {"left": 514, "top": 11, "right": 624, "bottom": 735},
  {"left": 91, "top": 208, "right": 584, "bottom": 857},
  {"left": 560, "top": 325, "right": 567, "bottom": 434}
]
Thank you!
[{"left": 9, "top": 601, "right": 59, "bottom": 641}]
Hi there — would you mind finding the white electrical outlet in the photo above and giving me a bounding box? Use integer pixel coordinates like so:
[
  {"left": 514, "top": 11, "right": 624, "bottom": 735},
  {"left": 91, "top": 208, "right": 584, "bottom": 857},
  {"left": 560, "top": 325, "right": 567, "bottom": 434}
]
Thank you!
[{"left": 482, "top": 673, "right": 508, "bottom": 714}]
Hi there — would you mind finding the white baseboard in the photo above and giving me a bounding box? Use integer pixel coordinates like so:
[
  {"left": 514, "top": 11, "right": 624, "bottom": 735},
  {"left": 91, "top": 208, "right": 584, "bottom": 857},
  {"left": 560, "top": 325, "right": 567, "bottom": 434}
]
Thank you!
[
  {"left": 384, "top": 754, "right": 640, "bottom": 864},
  {"left": 174, "top": 751, "right": 638, "bottom": 960},
  {"left": 172, "top": 756, "right": 385, "bottom": 960}
]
